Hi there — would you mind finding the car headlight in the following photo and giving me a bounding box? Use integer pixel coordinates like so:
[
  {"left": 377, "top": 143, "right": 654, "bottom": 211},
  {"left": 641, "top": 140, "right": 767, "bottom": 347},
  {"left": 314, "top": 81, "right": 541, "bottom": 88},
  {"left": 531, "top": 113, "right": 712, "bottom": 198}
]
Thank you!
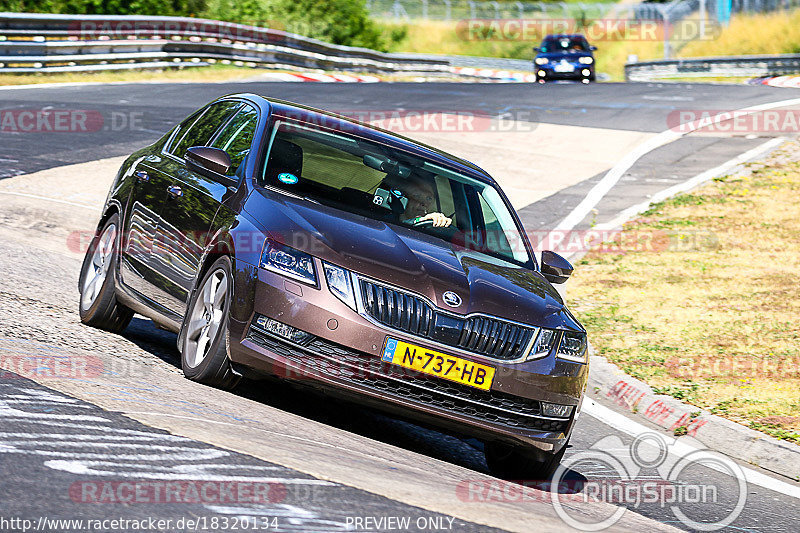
[
  {"left": 578, "top": 56, "right": 594, "bottom": 65},
  {"left": 260, "top": 239, "right": 316, "bottom": 285},
  {"left": 558, "top": 331, "right": 588, "bottom": 363},
  {"left": 535, "top": 57, "right": 549, "bottom": 65},
  {"left": 527, "top": 328, "right": 557, "bottom": 360},
  {"left": 323, "top": 262, "right": 357, "bottom": 311}
]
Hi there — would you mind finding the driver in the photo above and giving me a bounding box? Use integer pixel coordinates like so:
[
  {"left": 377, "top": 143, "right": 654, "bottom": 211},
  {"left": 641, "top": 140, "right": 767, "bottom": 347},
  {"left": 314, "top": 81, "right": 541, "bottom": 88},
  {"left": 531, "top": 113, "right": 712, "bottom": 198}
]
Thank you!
[{"left": 395, "top": 172, "right": 452, "bottom": 228}]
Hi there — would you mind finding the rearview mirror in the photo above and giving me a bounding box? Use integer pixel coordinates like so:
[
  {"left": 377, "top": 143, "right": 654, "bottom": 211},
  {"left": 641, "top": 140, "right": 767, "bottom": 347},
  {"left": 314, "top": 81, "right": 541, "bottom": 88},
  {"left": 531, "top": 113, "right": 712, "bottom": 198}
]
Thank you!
[
  {"left": 540, "top": 250, "right": 573, "bottom": 284},
  {"left": 362, "top": 154, "right": 411, "bottom": 178},
  {"left": 185, "top": 146, "right": 236, "bottom": 186}
]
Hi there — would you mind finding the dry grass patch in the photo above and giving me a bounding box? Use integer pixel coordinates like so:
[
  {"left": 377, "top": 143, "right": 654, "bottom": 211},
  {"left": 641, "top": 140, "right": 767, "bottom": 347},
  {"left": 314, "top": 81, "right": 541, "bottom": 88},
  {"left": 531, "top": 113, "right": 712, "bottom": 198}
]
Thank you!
[{"left": 568, "top": 139, "right": 800, "bottom": 442}]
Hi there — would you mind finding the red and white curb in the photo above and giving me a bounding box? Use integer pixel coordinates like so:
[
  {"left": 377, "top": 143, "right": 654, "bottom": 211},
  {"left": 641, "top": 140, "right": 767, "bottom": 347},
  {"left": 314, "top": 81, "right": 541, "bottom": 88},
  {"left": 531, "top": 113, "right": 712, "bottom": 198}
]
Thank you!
[
  {"left": 257, "top": 72, "right": 381, "bottom": 82},
  {"left": 750, "top": 75, "right": 800, "bottom": 88},
  {"left": 588, "top": 348, "right": 800, "bottom": 482},
  {"left": 451, "top": 67, "right": 536, "bottom": 83}
]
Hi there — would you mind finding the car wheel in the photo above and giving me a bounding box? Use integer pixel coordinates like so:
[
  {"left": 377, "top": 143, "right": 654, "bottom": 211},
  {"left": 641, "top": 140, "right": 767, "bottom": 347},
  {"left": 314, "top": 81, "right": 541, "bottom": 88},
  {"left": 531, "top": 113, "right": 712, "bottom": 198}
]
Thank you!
[
  {"left": 78, "top": 214, "right": 133, "bottom": 333},
  {"left": 485, "top": 441, "right": 567, "bottom": 480},
  {"left": 180, "top": 256, "right": 240, "bottom": 390}
]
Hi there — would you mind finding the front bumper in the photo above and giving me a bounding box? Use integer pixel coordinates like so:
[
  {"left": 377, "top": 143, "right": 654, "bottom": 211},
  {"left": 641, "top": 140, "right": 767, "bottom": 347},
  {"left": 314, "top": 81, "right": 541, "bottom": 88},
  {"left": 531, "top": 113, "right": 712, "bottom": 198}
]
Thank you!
[
  {"left": 228, "top": 262, "right": 589, "bottom": 452},
  {"left": 535, "top": 65, "right": 594, "bottom": 81}
]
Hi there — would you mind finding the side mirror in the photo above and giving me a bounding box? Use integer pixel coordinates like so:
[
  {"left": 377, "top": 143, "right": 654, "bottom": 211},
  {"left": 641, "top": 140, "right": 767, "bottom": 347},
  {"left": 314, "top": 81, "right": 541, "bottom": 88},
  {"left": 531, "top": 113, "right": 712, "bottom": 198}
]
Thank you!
[
  {"left": 185, "top": 146, "right": 236, "bottom": 186},
  {"left": 533, "top": 47, "right": 541, "bottom": 52},
  {"left": 541, "top": 250, "right": 573, "bottom": 284},
  {"left": 590, "top": 45, "right": 598, "bottom": 51}
]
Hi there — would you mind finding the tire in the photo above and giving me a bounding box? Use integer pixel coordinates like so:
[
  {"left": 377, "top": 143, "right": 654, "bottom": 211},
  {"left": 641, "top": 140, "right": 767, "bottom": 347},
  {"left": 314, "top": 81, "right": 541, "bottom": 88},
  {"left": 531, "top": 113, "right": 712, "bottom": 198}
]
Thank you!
[
  {"left": 180, "top": 256, "right": 239, "bottom": 390},
  {"left": 485, "top": 441, "right": 567, "bottom": 481},
  {"left": 78, "top": 214, "right": 133, "bottom": 333}
]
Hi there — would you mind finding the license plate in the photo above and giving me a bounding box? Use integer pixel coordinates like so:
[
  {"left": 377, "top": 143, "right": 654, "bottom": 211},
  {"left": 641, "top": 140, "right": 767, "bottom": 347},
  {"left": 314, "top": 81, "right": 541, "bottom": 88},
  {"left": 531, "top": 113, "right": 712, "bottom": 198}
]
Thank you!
[
  {"left": 382, "top": 338, "right": 495, "bottom": 391},
  {"left": 554, "top": 63, "right": 574, "bottom": 73}
]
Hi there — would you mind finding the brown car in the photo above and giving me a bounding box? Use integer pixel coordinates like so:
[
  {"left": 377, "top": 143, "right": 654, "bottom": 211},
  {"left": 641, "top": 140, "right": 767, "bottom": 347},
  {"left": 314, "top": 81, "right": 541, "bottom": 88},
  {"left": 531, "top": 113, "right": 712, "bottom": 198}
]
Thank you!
[{"left": 78, "top": 94, "right": 588, "bottom": 479}]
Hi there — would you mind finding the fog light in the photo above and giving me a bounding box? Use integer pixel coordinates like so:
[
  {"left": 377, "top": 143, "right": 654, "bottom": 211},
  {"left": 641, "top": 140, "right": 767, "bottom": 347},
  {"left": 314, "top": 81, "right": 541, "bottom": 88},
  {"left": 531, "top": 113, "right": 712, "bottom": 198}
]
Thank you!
[
  {"left": 537, "top": 70, "right": 545, "bottom": 77},
  {"left": 254, "top": 315, "right": 314, "bottom": 344},
  {"left": 542, "top": 402, "right": 574, "bottom": 418},
  {"left": 582, "top": 69, "right": 591, "bottom": 76}
]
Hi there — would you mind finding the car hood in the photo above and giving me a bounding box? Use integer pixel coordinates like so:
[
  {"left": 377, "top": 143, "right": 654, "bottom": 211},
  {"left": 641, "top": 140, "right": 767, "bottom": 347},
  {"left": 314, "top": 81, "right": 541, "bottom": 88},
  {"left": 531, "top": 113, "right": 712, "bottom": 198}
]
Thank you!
[{"left": 245, "top": 190, "right": 580, "bottom": 330}]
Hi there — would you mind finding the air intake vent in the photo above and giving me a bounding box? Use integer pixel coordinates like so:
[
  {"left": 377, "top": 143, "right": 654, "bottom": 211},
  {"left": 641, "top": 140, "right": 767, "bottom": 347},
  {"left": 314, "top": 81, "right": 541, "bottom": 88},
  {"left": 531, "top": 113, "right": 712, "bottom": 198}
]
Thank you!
[{"left": 358, "top": 278, "right": 535, "bottom": 361}]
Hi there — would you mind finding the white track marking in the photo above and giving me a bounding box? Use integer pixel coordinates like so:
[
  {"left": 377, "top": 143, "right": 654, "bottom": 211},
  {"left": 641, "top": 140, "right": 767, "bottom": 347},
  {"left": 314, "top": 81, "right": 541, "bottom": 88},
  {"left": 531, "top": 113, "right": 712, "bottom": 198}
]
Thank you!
[
  {"left": 0, "top": 432, "right": 188, "bottom": 441},
  {"left": 595, "top": 136, "right": 785, "bottom": 230},
  {"left": 555, "top": 97, "right": 800, "bottom": 232},
  {"left": 583, "top": 399, "right": 800, "bottom": 499},
  {"left": 44, "top": 460, "right": 335, "bottom": 484},
  {"left": 0, "top": 448, "right": 228, "bottom": 460},
  {"left": 0, "top": 190, "right": 96, "bottom": 209}
]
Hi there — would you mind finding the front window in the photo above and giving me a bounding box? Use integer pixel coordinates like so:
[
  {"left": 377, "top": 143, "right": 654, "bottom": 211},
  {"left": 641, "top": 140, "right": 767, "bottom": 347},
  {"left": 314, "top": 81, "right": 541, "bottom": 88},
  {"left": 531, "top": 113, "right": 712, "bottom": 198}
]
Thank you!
[
  {"left": 259, "top": 120, "right": 532, "bottom": 267},
  {"left": 169, "top": 100, "right": 241, "bottom": 159},
  {"left": 209, "top": 104, "right": 258, "bottom": 176},
  {"left": 541, "top": 36, "right": 588, "bottom": 53}
]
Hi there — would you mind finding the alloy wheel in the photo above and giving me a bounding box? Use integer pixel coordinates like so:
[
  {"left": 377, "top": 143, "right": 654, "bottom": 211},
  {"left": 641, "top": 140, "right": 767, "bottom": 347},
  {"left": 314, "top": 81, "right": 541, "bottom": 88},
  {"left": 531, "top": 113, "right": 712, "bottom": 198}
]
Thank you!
[
  {"left": 81, "top": 223, "right": 116, "bottom": 310},
  {"left": 184, "top": 268, "right": 228, "bottom": 368}
]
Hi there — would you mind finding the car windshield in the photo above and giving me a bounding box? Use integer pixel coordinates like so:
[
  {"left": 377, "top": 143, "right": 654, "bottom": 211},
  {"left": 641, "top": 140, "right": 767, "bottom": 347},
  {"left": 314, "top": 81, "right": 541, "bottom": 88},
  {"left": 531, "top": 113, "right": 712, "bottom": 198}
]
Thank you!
[
  {"left": 541, "top": 36, "right": 587, "bottom": 53},
  {"left": 259, "top": 120, "right": 532, "bottom": 268}
]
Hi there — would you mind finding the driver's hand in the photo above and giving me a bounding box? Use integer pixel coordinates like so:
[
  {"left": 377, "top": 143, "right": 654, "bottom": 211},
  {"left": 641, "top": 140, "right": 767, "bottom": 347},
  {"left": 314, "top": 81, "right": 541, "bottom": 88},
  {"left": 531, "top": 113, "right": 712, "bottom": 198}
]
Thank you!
[{"left": 419, "top": 212, "right": 452, "bottom": 228}]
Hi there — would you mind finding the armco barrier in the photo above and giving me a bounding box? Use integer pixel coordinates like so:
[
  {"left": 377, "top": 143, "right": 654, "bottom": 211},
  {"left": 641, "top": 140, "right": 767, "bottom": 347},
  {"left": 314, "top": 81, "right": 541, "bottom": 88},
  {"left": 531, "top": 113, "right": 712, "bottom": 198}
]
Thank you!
[
  {"left": 0, "top": 12, "right": 454, "bottom": 75},
  {"left": 626, "top": 53, "right": 800, "bottom": 81}
]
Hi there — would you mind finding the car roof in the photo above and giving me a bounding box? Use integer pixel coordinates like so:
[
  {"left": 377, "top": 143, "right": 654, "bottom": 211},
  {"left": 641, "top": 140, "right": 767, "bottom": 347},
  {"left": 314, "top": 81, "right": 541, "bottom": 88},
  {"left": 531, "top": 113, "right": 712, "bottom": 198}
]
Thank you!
[
  {"left": 543, "top": 33, "right": 588, "bottom": 40},
  {"left": 224, "top": 93, "right": 497, "bottom": 186}
]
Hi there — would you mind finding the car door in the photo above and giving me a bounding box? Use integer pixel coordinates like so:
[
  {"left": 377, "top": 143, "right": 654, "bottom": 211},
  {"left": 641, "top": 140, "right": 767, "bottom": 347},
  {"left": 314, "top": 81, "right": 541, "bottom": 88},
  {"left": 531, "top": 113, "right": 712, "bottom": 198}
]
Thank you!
[
  {"left": 118, "top": 110, "right": 206, "bottom": 306},
  {"left": 151, "top": 102, "right": 258, "bottom": 316}
]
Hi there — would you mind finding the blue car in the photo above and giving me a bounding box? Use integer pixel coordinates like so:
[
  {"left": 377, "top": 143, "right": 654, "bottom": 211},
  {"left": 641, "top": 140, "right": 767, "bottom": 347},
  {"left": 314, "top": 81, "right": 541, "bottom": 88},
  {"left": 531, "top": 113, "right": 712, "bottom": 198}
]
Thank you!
[{"left": 533, "top": 34, "right": 597, "bottom": 83}]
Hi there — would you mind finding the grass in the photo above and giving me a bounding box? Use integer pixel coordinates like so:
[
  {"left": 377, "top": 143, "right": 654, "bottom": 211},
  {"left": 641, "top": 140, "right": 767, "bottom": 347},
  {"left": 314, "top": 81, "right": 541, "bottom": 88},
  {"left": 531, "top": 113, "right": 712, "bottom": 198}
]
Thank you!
[
  {"left": 567, "top": 140, "right": 800, "bottom": 443},
  {"left": 681, "top": 10, "right": 800, "bottom": 57},
  {"left": 380, "top": 19, "right": 535, "bottom": 59}
]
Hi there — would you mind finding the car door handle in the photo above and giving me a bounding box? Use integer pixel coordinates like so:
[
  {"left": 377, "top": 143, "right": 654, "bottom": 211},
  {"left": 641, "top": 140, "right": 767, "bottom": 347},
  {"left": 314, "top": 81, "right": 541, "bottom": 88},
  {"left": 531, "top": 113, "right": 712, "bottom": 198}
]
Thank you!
[
  {"left": 167, "top": 185, "right": 183, "bottom": 199},
  {"left": 135, "top": 170, "right": 149, "bottom": 183}
]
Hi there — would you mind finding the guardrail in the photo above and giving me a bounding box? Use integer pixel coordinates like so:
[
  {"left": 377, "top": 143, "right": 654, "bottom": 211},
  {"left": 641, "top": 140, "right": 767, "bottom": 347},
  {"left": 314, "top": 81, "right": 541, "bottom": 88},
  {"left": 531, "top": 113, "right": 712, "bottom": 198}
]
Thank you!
[
  {"left": 366, "top": 0, "right": 619, "bottom": 20},
  {"left": 625, "top": 54, "right": 800, "bottom": 81},
  {"left": 0, "top": 12, "right": 456, "bottom": 75}
]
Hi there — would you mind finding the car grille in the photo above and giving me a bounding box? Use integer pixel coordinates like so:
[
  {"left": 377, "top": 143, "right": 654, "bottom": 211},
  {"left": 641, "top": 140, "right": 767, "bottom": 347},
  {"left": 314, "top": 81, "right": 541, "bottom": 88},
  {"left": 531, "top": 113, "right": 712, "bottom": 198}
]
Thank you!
[
  {"left": 358, "top": 278, "right": 535, "bottom": 361},
  {"left": 246, "top": 327, "right": 570, "bottom": 434}
]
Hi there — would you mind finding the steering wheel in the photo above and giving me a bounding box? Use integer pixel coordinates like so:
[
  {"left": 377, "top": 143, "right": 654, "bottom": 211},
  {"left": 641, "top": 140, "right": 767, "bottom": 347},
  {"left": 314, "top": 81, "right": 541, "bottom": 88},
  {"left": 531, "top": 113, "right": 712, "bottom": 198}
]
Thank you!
[{"left": 412, "top": 217, "right": 435, "bottom": 227}]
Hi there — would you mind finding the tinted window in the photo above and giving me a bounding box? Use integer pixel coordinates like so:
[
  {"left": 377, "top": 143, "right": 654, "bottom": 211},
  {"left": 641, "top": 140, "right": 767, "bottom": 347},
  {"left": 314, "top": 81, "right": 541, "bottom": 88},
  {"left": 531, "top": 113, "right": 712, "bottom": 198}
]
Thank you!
[
  {"left": 170, "top": 101, "right": 241, "bottom": 159},
  {"left": 541, "top": 36, "right": 588, "bottom": 52},
  {"left": 209, "top": 105, "right": 258, "bottom": 176},
  {"left": 260, "top": 121, "right": 531, "bottom": 267}
]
